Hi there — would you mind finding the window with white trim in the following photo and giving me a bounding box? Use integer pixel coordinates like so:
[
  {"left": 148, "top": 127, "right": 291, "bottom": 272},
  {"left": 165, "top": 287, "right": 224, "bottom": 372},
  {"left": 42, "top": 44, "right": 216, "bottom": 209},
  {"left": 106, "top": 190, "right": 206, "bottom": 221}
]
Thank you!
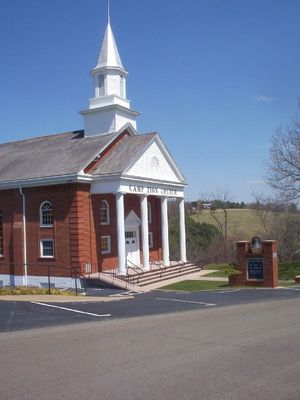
[
  {"left": 148, "top": 202, "right": 152, "bottom": 223},
  {"left": 0, "top": 211, "right": 3, "bottom": 256},
  {"left": 101, "top": 236, "right": 111, "bottom": 254},
  {"left": 148, "top": 232, "right": 153, "bottom": 249},
  {"left": 40, "top": 239, "right": 54, "bottom": 258},
  {"left": 40, "top": 201, "right": 54, "bottom": 227},
  {"left": 100, "top": 200, "right": 110, "bottom": 225}
]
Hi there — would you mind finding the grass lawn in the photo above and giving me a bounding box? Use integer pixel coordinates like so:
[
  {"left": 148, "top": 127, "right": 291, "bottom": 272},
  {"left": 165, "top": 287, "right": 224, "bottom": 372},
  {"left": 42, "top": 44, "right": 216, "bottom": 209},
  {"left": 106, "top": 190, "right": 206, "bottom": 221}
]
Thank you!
[
  {"left": 191, "top": 209, "right": 263, "bottom": 238},
  {"left": 279, "top": 263, "right": 300, "bottom": 280},
  {"left": 203, "top": 263, "right": 229, "bottom": 277},
  {"left": 163, "top": 263, "right": 300, "bottom": 292},
  {"left": 161, "top": 280, "right": 229, "bottom": 291}
]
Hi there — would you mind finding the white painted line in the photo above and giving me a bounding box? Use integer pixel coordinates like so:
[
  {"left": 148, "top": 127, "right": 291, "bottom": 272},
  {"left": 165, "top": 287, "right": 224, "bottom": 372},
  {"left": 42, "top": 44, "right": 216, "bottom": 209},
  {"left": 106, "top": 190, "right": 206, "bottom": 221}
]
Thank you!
[
  {"left": 31, "top": 302, "right": 111, "bottom": 318},
  {"left": 280, "top": 287, "right": 300, "bottom": 291},
  {"left": 156, "top": 297, "right": 216, "bottom": 307},
  {"left": 212, "top": 289, "right": 241, "bottom": 294}
]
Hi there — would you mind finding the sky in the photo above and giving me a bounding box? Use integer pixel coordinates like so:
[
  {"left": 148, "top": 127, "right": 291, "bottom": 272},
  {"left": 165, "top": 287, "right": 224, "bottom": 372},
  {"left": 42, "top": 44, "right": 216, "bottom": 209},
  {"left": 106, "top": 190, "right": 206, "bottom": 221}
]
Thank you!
[{"left": 1, "top": 0, "right": 300, "bottom": 202}]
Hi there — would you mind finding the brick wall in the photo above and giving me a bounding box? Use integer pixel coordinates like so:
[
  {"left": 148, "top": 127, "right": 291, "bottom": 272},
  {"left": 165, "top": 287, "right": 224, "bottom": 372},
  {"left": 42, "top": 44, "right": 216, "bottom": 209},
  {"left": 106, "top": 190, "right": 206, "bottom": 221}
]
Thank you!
[{"left": 0, "top": 184, "right": 164, "bottom": 278}]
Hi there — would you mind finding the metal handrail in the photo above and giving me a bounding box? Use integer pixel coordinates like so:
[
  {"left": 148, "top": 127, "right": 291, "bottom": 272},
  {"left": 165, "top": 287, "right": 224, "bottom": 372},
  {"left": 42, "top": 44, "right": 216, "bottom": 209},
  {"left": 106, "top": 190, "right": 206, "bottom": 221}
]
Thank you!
[
  {"left": 126, "top": 260, "right": 144, "bottom": 284},
  {"left": 149, "top": 257, "right": 167, "bottom": 277}
]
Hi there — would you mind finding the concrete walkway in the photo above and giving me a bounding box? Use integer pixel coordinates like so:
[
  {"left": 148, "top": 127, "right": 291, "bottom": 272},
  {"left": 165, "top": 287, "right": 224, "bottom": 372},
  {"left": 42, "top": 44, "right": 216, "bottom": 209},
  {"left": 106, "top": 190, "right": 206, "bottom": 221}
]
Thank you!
[
  {"left": 0, "top": 294, "right": 133, "bottom": 303},
  {"left": 143, "top": 269, "right": 228, "bottom": 290}
]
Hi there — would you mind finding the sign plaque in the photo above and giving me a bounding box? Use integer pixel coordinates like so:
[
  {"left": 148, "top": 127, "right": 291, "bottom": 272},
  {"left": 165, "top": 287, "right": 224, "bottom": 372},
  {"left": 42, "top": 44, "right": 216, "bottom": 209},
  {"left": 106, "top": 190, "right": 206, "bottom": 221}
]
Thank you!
[{"left": 247, "top": 258, "right": 264, "bottom": 280}]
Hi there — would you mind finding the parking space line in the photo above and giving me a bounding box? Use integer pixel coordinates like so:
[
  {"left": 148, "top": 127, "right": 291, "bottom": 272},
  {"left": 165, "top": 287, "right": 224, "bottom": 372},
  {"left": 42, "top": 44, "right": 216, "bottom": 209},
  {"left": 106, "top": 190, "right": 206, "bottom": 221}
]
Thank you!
[
  {"left": 212, "top": 289, "right": 241, "bottom": 294},
  {"left": 156, "top": 298, "right": 216, "bottom": 307},
  {"left": 31, "top": 302, "right": 111, "bottom": 317}
]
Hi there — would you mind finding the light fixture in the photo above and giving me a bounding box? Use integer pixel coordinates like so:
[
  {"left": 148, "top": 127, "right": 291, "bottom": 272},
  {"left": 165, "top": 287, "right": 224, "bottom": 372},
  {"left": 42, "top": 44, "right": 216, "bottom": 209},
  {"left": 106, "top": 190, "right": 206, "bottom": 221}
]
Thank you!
[{"left": 250, "top": 236, "right": 262, "bottom": 253}]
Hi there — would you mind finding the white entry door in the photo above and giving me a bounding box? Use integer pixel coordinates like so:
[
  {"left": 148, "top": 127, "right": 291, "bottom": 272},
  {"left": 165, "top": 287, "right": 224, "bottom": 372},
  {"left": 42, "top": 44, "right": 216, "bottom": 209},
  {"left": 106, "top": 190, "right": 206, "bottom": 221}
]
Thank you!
[{"left": 125, "top": 229, "right": 140, "bottom": 266}]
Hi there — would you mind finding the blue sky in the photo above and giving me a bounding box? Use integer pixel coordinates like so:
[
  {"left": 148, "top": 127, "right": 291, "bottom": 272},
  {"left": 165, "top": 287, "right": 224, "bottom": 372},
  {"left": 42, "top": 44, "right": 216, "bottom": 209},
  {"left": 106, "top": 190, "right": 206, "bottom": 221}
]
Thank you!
[{"left": 1, "top": 0, "right": 300, "bottom": 202}]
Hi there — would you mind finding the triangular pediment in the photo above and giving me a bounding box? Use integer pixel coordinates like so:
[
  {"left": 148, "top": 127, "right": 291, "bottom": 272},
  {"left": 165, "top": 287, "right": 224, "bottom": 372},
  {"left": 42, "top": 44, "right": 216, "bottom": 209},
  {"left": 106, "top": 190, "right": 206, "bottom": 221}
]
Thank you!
[
  {"left": 124, "top": 137, "right": 186, "bottom": 184},
  {"left": 125, "top": 210, "right": 141, "bottom": 227}
]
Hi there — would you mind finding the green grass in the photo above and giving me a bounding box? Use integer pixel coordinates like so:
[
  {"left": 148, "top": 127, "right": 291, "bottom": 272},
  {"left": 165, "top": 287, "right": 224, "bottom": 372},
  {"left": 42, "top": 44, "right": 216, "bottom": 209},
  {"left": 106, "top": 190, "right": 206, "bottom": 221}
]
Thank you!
[
  {"left": 161, "top": 280, "right": 229, "bottom": 291},
  {"left": 0, "top": 286, "right": 75, "bottom": 296},
  {"left": 279, "top": 263, "right": 300, "bottom": 280},
  {"left": 191, "top": 209, "right": 262, "bottom": 238},
  {"left": 203, "top": 263, "right": 229, "bottom": 277}
]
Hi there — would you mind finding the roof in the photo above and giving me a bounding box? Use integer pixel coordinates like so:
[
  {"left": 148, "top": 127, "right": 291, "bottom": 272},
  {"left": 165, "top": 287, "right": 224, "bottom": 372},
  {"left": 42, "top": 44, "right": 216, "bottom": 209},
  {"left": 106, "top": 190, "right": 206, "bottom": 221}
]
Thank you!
[
  {"left": 91, "top": 133, "right": 156, "bottom": 176},
  {"left": 0, "top": 130, "right": 117, "bottom": 183},
  {"left": 95, "top": 21, "right": 124, "bottom": 70},
  {"left": 0, "top": 128, "right": 186, "bottom": 187}
]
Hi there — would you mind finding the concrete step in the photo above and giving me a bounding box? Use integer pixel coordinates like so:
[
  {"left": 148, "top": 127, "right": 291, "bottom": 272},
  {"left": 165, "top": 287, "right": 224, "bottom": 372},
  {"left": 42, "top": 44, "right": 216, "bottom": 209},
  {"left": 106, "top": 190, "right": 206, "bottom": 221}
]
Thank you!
[
  {"left": 127, "top": 264, "right": 202, "bottom": 286},
  {"left": 85, "top": 272, "right": 142, "bottom": 292},
  {"left": 139, "top": 268, "right": 202, "bottom": 287},
  {"left": 136, "top": 265, "right": 200, "bottom": 284}
]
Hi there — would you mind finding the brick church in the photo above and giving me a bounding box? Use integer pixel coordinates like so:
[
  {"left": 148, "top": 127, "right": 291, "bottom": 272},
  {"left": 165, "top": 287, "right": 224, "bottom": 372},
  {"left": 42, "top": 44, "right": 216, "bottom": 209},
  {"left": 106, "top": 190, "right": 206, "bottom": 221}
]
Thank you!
[{"left": 0, "top": 13, "right": 187, "bottom": 288}]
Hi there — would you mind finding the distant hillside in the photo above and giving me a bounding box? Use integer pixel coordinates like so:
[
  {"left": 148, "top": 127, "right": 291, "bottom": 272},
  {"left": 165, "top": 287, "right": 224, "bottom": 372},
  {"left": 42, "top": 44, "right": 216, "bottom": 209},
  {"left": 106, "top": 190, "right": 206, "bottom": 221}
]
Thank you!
[{"left": 190, "top": 208, "right": 265, "bottom": 239}]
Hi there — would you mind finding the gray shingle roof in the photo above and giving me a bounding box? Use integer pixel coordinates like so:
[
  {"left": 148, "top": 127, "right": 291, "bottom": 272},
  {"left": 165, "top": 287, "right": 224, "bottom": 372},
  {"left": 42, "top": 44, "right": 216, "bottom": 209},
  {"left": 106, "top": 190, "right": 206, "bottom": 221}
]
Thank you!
[
  {"left": 0, "top": 130, "right": 118, "bottom": 182},
  {"left": 91, "top": 133, "right": 156, "bottom": 176}
]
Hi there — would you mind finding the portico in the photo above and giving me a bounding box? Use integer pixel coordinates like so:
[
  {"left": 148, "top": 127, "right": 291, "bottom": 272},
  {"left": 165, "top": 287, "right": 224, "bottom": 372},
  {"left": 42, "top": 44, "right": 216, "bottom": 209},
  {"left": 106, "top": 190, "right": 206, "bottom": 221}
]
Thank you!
[{"left": 91, "top": 174, "right": 187, "bottom": 274}]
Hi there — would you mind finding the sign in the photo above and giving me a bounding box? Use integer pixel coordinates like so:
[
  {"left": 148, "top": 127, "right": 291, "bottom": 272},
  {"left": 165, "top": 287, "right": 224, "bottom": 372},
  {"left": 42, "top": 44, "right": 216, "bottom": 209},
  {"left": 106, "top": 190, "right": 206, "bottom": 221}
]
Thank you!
[
  {"left": 128, "top": 184, "right": 178, "bottom": 197},
  {"left": 247, "top": 258, "right": 264, "bottom": 280}
]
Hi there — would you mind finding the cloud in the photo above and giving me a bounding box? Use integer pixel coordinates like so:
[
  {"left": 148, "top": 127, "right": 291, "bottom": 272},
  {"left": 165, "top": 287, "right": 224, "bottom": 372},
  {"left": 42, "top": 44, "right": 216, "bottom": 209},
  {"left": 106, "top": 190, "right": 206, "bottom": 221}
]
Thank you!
[
  {"left": 256, "top": 95, "right": 274, "bottom": 103},
  {"left": 246, "top": 179, "right": 266, "bottom": 185}
]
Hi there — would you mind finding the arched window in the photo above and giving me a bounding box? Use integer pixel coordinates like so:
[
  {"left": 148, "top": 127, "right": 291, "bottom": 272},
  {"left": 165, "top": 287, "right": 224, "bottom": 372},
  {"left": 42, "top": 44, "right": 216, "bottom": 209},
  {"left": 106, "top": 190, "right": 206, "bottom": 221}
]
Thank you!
[
  {"left": 100, "top": 200, "right": 110, "bottom": 225},
  {"left": 40, "top": 201, "right": 54, "bottom": 227},
  {"left": 148, "top": 202, "right": 152, "bottom": 223}
]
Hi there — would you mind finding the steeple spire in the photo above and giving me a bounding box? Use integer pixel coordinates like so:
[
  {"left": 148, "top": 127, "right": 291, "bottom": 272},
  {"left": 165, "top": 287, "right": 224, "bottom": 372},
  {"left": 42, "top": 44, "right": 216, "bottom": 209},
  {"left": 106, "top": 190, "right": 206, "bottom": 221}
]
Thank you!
[
  {"left": 107, "top": 0, "right": 110, "bottom": 24},
  {"left": 80, "top": 6, "right": 139, "bottom": 137},
  {"left": 95, "top": 17, "right": 124, "bottom": 70}
]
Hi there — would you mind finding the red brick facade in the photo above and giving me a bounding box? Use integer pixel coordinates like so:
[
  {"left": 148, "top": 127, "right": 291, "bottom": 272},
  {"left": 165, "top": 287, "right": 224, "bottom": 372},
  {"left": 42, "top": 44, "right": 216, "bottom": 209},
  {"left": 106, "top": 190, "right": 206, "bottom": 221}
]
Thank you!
[
  {"left": 0, "top": 183, "right": 162, "bottom": 278},
  {"left": 231, "top": 240, "right": 279, "bottom": 288}
]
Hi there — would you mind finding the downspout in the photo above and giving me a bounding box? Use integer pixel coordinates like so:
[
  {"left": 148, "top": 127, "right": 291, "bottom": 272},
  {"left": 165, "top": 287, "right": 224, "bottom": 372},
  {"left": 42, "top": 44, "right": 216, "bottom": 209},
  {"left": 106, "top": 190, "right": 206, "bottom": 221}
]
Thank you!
[{"left": 19, "top": 186, "right": 27, "bottom": 286}]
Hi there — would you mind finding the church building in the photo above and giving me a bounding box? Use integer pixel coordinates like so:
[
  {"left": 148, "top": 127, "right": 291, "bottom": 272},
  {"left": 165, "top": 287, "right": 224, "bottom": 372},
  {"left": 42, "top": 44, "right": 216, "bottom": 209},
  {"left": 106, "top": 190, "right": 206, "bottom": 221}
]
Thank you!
[{"left": 0, "top": 13, "right": 187, "bottom": 288}]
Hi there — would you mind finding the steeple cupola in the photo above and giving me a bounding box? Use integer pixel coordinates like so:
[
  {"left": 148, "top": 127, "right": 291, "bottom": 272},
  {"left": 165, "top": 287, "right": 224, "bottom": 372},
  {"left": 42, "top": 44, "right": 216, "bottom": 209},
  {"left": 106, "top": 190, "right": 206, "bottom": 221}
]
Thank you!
[{"left": 81, "top": 10, "right": 139, "bottom": 137}]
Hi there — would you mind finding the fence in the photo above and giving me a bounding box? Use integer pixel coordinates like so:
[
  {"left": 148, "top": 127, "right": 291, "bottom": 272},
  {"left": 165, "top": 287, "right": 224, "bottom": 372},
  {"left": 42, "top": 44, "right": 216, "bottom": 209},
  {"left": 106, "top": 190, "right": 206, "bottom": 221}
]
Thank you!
[{"left": 0, "top": 262, "right": 87, "bottom": 295}]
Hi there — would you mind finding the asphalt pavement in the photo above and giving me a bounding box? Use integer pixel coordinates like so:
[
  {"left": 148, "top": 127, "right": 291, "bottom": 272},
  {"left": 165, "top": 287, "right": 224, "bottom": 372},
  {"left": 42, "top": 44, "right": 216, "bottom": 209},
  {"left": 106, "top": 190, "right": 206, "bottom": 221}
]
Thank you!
[
  {"left": 1, "top": 287, "right": 300, "bottom": 332},
  {"left": 1, "top": 296, "right": 300, "bottom": 400}
]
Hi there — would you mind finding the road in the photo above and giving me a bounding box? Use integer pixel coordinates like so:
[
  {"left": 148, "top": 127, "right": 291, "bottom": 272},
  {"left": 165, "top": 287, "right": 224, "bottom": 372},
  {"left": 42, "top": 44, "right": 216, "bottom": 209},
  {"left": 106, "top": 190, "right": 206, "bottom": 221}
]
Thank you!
[
  {"left": 1, "top": 296, "right": 300, "bottom": 400},
  {"left": 1, "top": 287, "right": 300, "bottom": 332}
]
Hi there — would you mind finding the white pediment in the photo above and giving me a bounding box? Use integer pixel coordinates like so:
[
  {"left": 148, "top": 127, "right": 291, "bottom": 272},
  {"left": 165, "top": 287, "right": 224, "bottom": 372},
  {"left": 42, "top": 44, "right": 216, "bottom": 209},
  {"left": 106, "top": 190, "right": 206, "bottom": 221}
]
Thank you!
[
  {"left": 124, "top": 138, "right": 186, "bottom": 184},
  {"left": 125, "top": 210, "right": 141, "bottom": 227}
]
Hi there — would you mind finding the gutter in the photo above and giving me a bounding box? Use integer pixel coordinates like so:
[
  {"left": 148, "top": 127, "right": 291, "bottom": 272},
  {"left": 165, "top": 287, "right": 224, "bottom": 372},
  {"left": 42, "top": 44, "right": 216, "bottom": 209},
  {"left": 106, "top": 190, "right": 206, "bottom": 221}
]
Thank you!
[
  {"left": 19, "top": 186, "right": 27, "bottom": 286},
  {"left": 0, "top": 173, "right": 92, "bottom": 191}
]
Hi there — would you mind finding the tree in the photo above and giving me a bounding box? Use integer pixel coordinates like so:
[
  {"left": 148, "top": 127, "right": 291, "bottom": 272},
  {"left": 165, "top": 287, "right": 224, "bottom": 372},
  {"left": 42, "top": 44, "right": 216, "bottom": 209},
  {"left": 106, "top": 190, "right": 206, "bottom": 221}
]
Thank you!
[
  {"left": 169, "top": 216, "right": 220, "bottom": 262},
  {"left": 254, "top": 196, "right": 300, "bottom": 262},
  {"left": 209, "top": 192, "right": 231, "bottom": 260},
  {"left": 267, "top": 111, "right": 300, "bottom": 200}
]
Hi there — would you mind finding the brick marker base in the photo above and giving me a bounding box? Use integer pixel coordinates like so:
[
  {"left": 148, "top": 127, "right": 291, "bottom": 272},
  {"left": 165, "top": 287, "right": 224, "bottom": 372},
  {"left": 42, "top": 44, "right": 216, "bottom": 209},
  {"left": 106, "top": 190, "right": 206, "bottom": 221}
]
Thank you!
[{"left": 229, "top": 240, "right": 278, "bottom": 288}]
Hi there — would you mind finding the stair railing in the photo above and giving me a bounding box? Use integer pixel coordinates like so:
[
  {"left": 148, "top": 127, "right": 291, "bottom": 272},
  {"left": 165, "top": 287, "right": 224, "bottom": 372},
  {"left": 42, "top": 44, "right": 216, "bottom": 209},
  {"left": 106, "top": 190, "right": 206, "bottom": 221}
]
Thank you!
[
  {"left": 149, "top": 257, "right": 167, "bottom": 278},
  {"left": 126, "top": 260, "right": 144, "bottom": 284}
]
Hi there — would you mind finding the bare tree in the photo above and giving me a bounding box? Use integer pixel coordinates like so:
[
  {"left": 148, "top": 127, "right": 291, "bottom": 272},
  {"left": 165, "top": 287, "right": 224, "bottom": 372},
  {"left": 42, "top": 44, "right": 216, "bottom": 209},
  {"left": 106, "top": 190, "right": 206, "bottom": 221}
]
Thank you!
[
  {"left": 254, "top": 196, "right": 300, "bottom": 262},
  {"left": 209, "top": 191, "right": 231, "bottom": 261},
  {"left": 267, "top": 111, "right": 300, "bottom": 200}
]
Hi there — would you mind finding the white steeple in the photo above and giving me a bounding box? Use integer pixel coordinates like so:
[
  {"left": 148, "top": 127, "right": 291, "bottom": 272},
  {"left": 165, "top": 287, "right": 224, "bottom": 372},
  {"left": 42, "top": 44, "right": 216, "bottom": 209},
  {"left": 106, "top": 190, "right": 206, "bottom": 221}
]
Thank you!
[
  {"left": 81, "top": 5, "right": 139, "bottom": 137},
  {"left": 96, "top": 17, "right": 124, "bottom": 70}
]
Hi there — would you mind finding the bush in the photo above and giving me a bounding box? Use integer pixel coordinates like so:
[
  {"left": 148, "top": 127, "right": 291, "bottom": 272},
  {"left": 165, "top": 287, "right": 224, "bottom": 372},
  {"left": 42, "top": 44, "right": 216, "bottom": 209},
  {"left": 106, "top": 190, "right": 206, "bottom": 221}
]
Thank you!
[{"left": 0, "top": 286, "right": 74, "bottom": 295}]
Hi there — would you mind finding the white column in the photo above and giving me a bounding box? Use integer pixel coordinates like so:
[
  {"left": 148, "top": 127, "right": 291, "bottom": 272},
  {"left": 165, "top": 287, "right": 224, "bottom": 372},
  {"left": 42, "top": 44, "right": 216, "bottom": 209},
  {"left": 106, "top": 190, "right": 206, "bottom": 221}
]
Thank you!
[
  {"left": 179, "top": 198, "right": 187, "bottom": 262},
  {"left": 161, "top": 197, "right": 170, "bottom": 266},
  {"left": 140, "top": 195, "right": 150, "bottom": 270},
  {"left": 116, "top": 192, "right": 126, "bottom": 275}
]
